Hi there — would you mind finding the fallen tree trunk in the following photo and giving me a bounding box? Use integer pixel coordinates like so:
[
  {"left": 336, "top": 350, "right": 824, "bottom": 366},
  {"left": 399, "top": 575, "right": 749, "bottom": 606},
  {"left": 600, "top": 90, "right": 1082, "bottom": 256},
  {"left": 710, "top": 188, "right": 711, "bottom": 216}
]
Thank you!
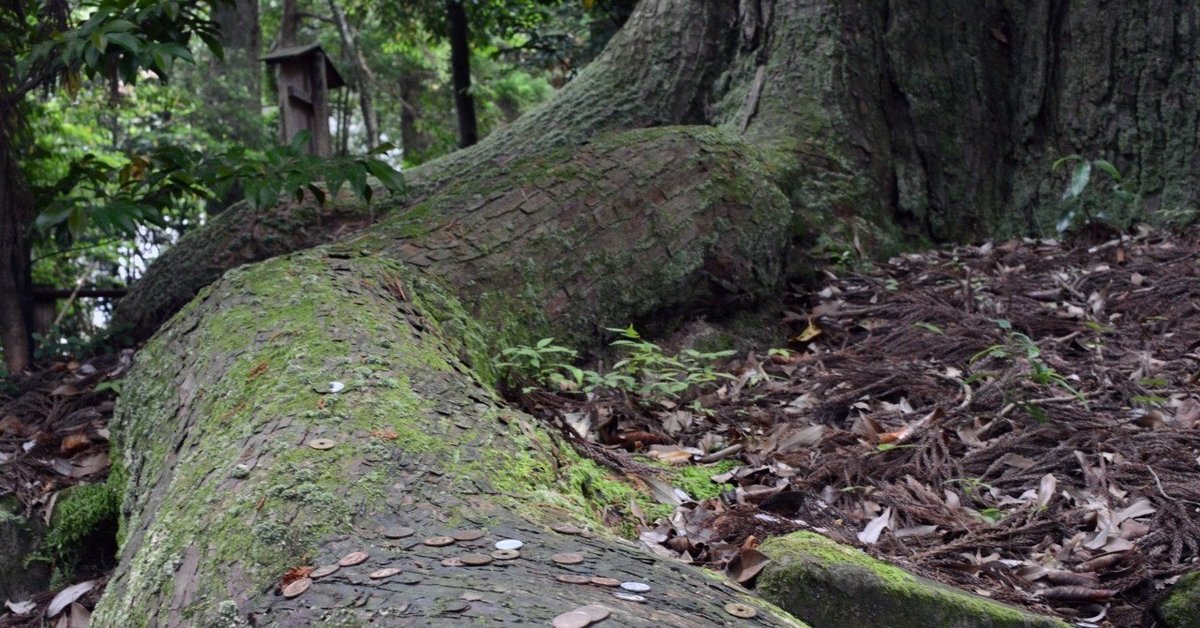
[{"left": 95, "top": 127, "right": 798, "bottom": 625}]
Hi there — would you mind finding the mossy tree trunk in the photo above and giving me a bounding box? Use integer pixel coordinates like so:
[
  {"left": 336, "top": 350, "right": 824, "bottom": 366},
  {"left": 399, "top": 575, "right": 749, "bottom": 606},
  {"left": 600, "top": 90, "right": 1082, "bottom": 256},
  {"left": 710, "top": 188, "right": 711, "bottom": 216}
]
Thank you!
[{"left": 100, "top": 0, "right": 1200, "bottom": 624}]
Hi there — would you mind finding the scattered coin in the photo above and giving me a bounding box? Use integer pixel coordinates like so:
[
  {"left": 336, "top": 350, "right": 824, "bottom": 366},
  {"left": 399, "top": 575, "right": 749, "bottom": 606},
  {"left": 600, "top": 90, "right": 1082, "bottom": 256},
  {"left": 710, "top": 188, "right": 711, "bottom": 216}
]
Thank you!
[
  {"left": 576, "top": 605, "right": 611, "bottom": 622},
  {"left": 382, "top": 526, "right": 415, "bottom": 539},
  {"left": 491, "top": 549, "right": 520, "bottom": 560},
  {"left": 370, "top": 567, "right": 401, "bottom": 579},
  {"left": 424, "top": 536, "right": 455, "bottom": 547},
  {"left": 552, "top": 611, "right": 592, "bottom": 628},
  {"left": 451, "top": 529, "right": 485, "bottom": 541},
  {"left": 724, "top": 602, "right": 758, "bottom": 618},
  {"left": 443, "top": 600, "right": 470, "bottom": 612},
  {"left": 441, "top": 557, "right": 464, "bottom": 567},
  {"left": 620, "top": 582, "right": 650, "bottom": 593},
  {"left": 282, "top": 577, "right": 312, "bottom": 598},
  {"left": 307, "top": 439, "right": 337, "bottom": 450},
  {"left": 338, "top": 551, "right": 369, "bottom": 566},
  {"left": 495, "top": 539, "right": 524, "bottom": 550},
  {"left": 590, "top": 576, "right": 621, "bottom": 587},
  {"left": 459, "top": 553, "right": 493, "bottom": 566},
  {"left": 310, "top": 564, "right": 340, "bottom": 578},
  {"left": 612, "top": 592, "right": 646, "bottom": 603},
  {"left": 551, "top": 523, "right": 584, "bottom": 535},
  {"left": 552, "top": 552, "right": 585, "bottom": 565},
  {"left": 555, "top": 574, "right": 591, "bottom": 584}
]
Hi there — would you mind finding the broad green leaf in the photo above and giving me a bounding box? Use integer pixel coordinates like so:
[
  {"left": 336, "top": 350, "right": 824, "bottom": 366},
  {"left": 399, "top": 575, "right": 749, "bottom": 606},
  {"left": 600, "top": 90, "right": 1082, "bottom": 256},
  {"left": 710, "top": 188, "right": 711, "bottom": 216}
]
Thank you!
[
  {"left": 1091, "top": 159, "right": 1121, "bottom": 182},
  {"left": 1064, "top": 161, "right": 1092, "bottom": 200}
]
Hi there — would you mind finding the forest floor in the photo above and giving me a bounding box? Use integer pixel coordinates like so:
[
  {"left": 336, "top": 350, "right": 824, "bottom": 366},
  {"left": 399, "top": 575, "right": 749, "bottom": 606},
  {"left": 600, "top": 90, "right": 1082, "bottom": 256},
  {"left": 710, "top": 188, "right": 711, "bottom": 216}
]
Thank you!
[{"left": 2, "top": 229, "right": 1198, "bottom": 626}]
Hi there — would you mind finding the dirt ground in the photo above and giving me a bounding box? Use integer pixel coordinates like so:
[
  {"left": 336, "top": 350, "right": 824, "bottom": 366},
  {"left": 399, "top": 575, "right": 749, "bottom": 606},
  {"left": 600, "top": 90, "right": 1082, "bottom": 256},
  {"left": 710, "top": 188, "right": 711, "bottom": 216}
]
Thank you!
[{"left": 3, "top": 230, "right": 1198, "bottom": 626}]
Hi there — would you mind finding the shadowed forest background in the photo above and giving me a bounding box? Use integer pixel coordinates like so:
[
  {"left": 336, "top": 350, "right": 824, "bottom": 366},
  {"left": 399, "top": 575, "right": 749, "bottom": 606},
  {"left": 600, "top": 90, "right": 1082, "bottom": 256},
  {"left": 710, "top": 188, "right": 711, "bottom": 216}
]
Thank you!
[{"left": 3, "top": 1, "right": 1200, "bottom": 627}]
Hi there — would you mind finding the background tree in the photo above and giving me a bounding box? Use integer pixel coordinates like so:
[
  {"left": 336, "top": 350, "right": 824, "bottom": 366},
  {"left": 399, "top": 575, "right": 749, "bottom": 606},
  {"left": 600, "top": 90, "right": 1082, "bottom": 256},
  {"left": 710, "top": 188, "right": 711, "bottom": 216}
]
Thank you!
[{"left": 1, "top": 0, "right": 223, "bottom": 375}]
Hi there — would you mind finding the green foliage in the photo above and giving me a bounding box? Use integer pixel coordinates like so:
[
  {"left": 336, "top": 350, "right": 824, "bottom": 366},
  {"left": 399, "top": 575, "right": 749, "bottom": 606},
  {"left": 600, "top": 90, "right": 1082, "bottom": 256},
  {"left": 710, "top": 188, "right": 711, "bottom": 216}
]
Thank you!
[
  {"left": 969, "top": 319, "right": 1083, "bottom": 406},
  {"left": 495, "top": 336, "right": 583, "bottom": 393},
  {"left": 19, "top": 0, "right": 223, "bottom": 92},
  {"left": 1053, "top": 155, "right": 1148, "bottom": 234},
  {"left": 496, "top": 325, "right": 735, "bottom": 404},
  {"left": 35, "top": 131, "right": 405, "bottom": 240},
  {"left": 606, "top": 325, "right": 736, "bottom": 402}
]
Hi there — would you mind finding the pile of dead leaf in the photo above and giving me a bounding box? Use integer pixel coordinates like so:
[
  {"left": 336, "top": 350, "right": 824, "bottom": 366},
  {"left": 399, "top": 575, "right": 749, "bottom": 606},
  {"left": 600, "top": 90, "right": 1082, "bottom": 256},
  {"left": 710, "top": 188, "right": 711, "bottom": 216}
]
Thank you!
[
  {"left": 0, "top": 351, "right": 130, "bottom": 627},
  {"left": 517, "top": 230, "right": 1200, "bottom": 627}
]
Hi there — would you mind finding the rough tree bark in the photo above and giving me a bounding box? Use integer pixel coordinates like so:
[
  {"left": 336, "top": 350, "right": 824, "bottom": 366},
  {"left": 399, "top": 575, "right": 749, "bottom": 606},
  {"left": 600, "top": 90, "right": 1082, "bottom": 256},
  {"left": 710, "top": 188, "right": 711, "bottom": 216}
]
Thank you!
[
  {"left": 99, "top": 0, "right": 1200, "bottom": 625},
  {"left": 0, "top": 143, "right": 33, "bottom": 374}
]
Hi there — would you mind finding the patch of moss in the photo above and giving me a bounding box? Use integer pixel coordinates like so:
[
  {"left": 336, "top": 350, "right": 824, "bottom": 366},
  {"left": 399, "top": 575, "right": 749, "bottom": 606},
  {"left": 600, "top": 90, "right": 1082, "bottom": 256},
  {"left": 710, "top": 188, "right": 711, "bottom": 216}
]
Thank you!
[
  {"left": 758, "top": 531, "right": 1067, "bottom": 628},
  {"left": 642, "top": 459, "right": 737, "bottom": 502},
  {"left": 1157, "top": 571, "right": 1200, "bottom": 628},
  {"left": 39, "top": 479, "right": 122, "bottom": 581}
]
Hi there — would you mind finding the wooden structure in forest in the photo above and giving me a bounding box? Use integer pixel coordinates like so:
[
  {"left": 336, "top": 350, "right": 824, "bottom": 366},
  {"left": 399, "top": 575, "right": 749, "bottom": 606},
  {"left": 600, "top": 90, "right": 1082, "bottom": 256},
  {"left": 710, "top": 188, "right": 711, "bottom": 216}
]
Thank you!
[{"left": 262, "top": 43, "right": 345, "bottom": 156}]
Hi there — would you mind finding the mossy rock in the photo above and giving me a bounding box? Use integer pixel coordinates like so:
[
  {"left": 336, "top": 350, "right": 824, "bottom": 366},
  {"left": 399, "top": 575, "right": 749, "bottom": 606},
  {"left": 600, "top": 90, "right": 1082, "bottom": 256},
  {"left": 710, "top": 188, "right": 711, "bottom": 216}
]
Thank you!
[
  {"left": 1157, "top": 571, "right": 1200, "bottom": 628},
  {"left": 0, "top": 496, "right": 51, "bottom": 601},
  {"left": 757, "top": 531, "right": 1067, "bottom": 628}
]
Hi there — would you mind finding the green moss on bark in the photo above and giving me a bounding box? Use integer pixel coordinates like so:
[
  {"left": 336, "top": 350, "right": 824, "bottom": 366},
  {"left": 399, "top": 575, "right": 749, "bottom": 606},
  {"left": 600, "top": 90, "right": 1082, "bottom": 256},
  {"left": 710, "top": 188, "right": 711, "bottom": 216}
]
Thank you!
[
  {"left": 1158, "top": 571, "right": 1200, "bottom": 628},
  {"left": 758, "top": 531, "right": 1067, "bottom": 628}
]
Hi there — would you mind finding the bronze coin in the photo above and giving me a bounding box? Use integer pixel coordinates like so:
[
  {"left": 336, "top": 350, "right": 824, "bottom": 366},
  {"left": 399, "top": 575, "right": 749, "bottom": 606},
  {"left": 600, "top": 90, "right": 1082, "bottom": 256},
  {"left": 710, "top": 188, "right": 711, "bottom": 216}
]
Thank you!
[
  {"left": 424, "top": 536, "right": 455, "bottom": 547},
  {"left": 338, "top": 551, "right": 369, "bottom": 566},
  {"left": 382, "top": 526, "right": 415, "bottom": 539},
  {"left": 310, "top": 564, "right": 340, "bottom": 578},
  {"left": 725, "top": 602, "right": 758, "bottom": 618},
  {"left": 577, "top": 605, "right": 611, "bottom": 622},
  {"left": 459, "top": 553, "right": 493, "bottom": 566},
  {"left": 451, "top": 529, "right": 485, "bottom": 541},
  {"left": 590, "top": 576, "right": 621, "bottom": 587},
  {"left": 491, "top": 549, "right": 520, "bottom": 560},
  {"left": 552, "top": 611, "right": 591, "bottom": 628},
  {"left": 282, "top": 577, "right": 312, "bottom": 598},
  {"left": 369, "top": 567, "right": 401, "bottom": 579},
  {"left": 555, "top": 574, "right": 590, "bottom": 584},
  {"left": 551, "top": 552, "right": 585, "bottom": 565}
]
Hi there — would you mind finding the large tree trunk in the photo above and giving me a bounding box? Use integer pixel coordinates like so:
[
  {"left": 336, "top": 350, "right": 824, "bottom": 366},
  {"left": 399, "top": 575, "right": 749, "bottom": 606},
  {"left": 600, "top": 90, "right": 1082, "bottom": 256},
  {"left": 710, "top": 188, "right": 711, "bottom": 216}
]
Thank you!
[{"left": 100, "top": 0, "right": 1200, "bottom": 623}]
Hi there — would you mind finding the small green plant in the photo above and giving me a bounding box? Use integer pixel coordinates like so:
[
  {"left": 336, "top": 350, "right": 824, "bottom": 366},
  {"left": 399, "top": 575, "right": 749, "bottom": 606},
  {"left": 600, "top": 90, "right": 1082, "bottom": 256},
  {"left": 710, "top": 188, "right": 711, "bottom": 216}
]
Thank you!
[
  {"left": 495, "top": 337, "right": 584, "bottom": 393},
  {"left": 1053, "top": 155, "right": 1138, "bottom": 234},
  {"left": 606, "top": 326, "right": 735, "bottom": 401},
  {"left": 913, "top": 322, "right": 944, "bottom": 335},
  {"left": 969, "top": 319, "right": 1083, "bottom": 401},
  {"left": 945, "top": 477, "right": 994, "bottom": 499},
  {"left": 496, "top": 325, "right": 735, "bottom": 403}
]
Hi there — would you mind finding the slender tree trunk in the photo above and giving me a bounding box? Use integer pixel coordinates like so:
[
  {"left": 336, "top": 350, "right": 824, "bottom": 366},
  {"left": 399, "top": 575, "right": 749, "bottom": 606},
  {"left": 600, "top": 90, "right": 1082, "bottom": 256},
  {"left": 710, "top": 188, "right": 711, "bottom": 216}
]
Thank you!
[
  {"left": 279, "top": 0, "right": 299, "bottom": 48},
  {"left": 328, "top": 0, "right": 378, "bottom": 149},
  {"left": 0, "top": 142, "right": 32, "bottom": 375},
  {"left": 398, "top": 69, "right": 428, "bottom": 162},
  {"left": 446, "top": 0, "right": 478, "bottom": 148}
]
